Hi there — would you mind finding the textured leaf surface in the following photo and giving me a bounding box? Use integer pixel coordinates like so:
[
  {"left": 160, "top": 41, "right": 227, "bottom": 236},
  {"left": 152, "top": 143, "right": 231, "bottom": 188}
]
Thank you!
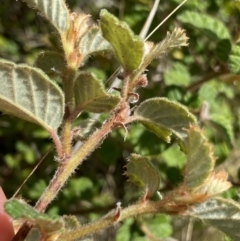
[
  {"left": 5, "top": 199, "right": 64, "bottom": 238},
  {"left": 22, "top": 0, "right": 70, "bottom": 33},
  {"left": 163, "top": 62, "right": 191, "bottom": 86},
  {"left": 79, "top": 26, "right": 113, "bottom": 56},
  {"left": 186, "top": 197, "right": 240, "bottom": 241},
  {"left": 35, "top": 51, "right": 66, "bottom": 77},
  {"left": 184, "top": 125, "right": 215, "bottom": 188},
  {"left": 229, "top": 45, "right": 240, "bottom": 74},
  {"left": 133, "top": 97, "right": 197, "bottom": 144},
  {"left": 0, "top": 59, "right": 64, "bottom": 130},
  {"left": 100, "top": 9, "right": 144, "bottom": 72},
  {"left": 178, "top": 11, "right": 231, "bottom": 41},
  {"left": 74, "top": 73, "right": 120, "bottom": 113},
  {"left": 126, "top": 154, "right": 160, "bottom": 197}
]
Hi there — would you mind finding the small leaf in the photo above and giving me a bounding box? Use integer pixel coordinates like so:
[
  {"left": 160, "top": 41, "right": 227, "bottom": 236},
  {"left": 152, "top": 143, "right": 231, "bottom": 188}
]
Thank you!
[
  {"left": 215, "top": 39, "right": 232, "bottom": 62},
  {"left": 78, "top": 26, "right": 113, "bottom": 57},
  {"left": 100, "top": 9, "right": 144, "bottom": 72},
  {"left": 183, "top": 125, "right": 215, "bottom": 189},
  {"left": 5, "top": 199, "right": 40, "bottom": 219},
  {"left": 145, "top": 28, "right": 188, "bottom": 64},
  {"left": 195, "top": 170, "right": 231, "bottom": 198},
  {"left": 185, "top": 197, "right": 240, "bottom": 241},
  {"left": 133, "top": 97, "right": 197, "bottom": 146},
  {"left": 35, "top": 51, "right": 66, "bottom": 77},
  {"left": 63, "top": 215, "right": 80, "bottom": 231},
  {"left": 0, "top": 59, "right": 64, "bottom": 130},
  {"left": 5, "top": 199, "right": 64, "bottom": 239},
  {"left": 229, "top": 45, "right": 240, "bottom": 74},
  {"left": 126, "top": 154, "right": 160, "bottom": 197},
  {"left": 22, "top": 0, "right": 70, "bottom": 33},
  {"left": 178, "top": 11, "right": 231, "bottom": 41},
  {"left": 163, "top": 62, "right": 191, "bottom": 86},
  {"left": 74, "top": 72, "right": 120, "bottom": 113}
]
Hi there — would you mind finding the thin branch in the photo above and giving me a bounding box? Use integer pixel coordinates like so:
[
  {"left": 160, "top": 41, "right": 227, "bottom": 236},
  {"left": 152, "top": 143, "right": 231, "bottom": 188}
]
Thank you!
[
  {"left": 59, "top": 200, "right": 163, "bottom": 241},
  {"left": 185, "top": 70, "right": 229, "bottom": 91},
  {"left": 11, "top": 150, "right": 52, "bottom": 198},
  {"left": 140, "top": 0, "right": 161, "bottom": 39},
  {"left": 48, "top": 129, "right": 63, "bottom": 158},
  {"left": 145, "top": 0, "right": 188, "bottom": 40}
]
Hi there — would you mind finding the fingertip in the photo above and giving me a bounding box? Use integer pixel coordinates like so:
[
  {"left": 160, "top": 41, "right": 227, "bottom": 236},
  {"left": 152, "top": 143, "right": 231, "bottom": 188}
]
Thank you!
[{"left": 0, "top": 187, "right": 15, "bottom": 241}]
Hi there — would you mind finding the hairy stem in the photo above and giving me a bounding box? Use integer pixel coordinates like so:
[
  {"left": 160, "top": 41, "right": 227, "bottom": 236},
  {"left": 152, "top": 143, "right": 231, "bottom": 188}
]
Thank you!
[
  {"left": 35, "top": 113, "right": 117, "bottom": 212},
  {"left": 62, "top": 67, "right": 76, "bottom": 110},
  {"left": 61, "top": 118, "right": 72, "bottom": 156},
  {"left": 48, "top": 129, "right": 63, "bottom": 158},
  {"left": 59, "top": 200, "right": 165, "bottom": 241}
]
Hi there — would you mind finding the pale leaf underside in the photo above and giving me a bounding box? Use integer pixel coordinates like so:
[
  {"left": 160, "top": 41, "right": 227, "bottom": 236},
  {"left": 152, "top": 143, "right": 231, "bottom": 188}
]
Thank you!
[
  {"left": 0, "top": 59, "right": 64, "bottom": 130},
  {"left": 133, "top": 97, "right": 197, "bottom": 145},
  {"left": 79, "top": 27, "right": 113, "bottom": 57},
  {"left": 186, "top": 197, "right": 240, "bottom": 241},
  {"left": 23, "top": 0, "right": 70, "bottom": 33}
]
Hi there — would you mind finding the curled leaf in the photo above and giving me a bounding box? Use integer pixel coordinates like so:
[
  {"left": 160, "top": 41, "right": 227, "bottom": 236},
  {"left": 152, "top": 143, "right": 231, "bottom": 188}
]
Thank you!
[
  {"left": 126, "top": 154, "right": 160, "bottom": 198},
  {"left": 132, "top": 97, "right": 196, "bottom": 149}
]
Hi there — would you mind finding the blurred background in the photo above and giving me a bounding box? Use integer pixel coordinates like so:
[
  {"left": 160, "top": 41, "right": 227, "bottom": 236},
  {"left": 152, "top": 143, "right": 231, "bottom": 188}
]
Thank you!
[{"left": 1, "top": 0, "right": 240, "bottom": 240}]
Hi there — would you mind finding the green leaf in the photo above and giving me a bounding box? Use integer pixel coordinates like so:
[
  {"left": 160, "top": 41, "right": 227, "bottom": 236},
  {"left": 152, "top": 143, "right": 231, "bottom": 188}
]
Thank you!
[
  {"left": 22, "top": 0, "right": 70, "bottom": 33},
  {"left": 126, "top": 153, "right": 160, "bottom": 197},
  {"left": 147, "top": 214, "right": 173, "bottom": 238},
  {"left": 183, "top": 125, "right": 215, "bottom": 189},
  {"left": 116, "top": 218, "right": 134, "bottom": 241},
  {"left": 215, "top": 39, "right": 232, "bottom": 62},
  {"left": 209, "top": 114, "right": 234, "bottom": 145},
  {"left": 5, "top": 199, "right": 41, "bottom": 219},
  {"left": 144, "top": 28, "right": 188, "bottom": 64},
  {"left": 133, "top": 97, "right": 197, "bottom": 145},
  {"left": 186, "top": 197, "right": 240, "bottom": 241},
  {"left": 229, "top": 45, "right": 240, "bottom": 74},
  {"left": 74, "top": 72, "right": 120, "bottom": 113},
  {"left": 0, "top": 59, "right": 64, "bottom": 130},
  {"left": 35, "top": 51, "right": 66, "bottom": 77},
  {"left": 100, "top": 9, "right": 144, "bottom": 72},
  {"left": 78, "top": 26, "right": 113, "bottom": 57},
  {"left": 178, "top": 11, "right": 231, "bottom": 41},
  {"left": 5, "top": 199, "right": 64, "bottom": 238},
  {"left": 163, "top": 62, "right": 191, "bottom": 86},
  {"left": 63, "top": 215, "right": 80, "bottom": 231}
]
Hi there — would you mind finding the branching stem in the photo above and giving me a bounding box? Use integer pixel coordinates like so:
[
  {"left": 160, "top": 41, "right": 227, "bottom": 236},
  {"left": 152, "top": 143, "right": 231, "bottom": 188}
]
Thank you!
[
  {"left": 59, "top": 200, "right": 164, "bottom": 241},
  {"left": 35, "top": 102, "right": 127, "bottom": 212}
]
